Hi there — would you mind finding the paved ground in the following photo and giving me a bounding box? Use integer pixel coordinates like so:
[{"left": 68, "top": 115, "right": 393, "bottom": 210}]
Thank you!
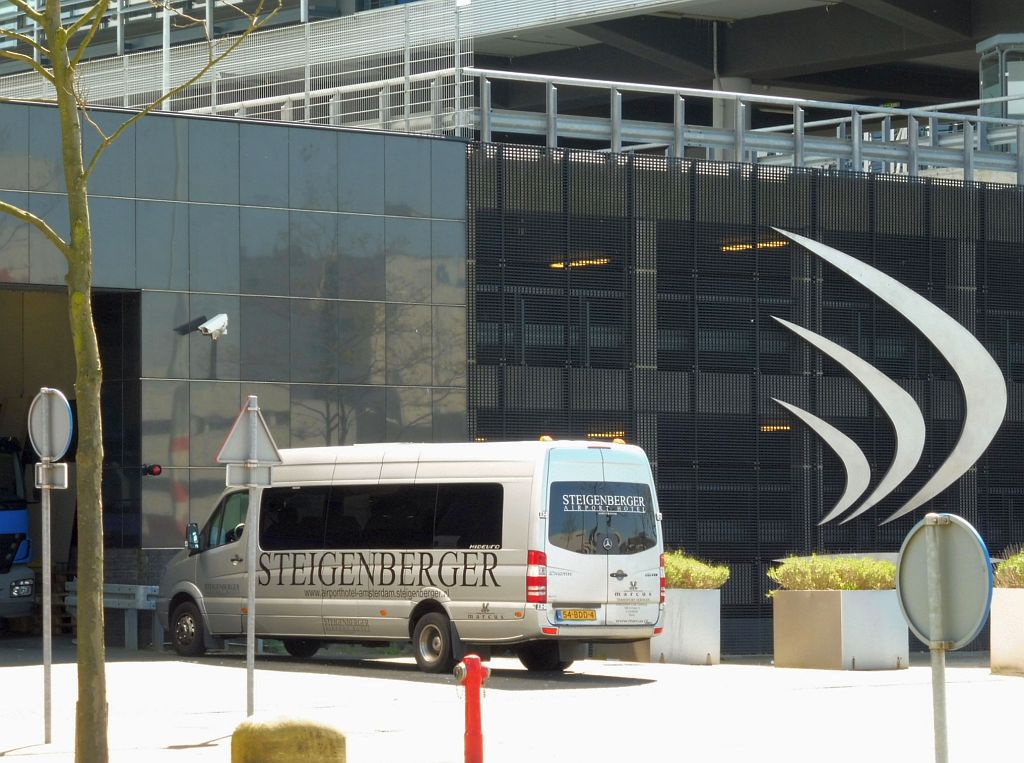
[{"left": 0, "top": 635, "right": 1021, "bottom": 762}]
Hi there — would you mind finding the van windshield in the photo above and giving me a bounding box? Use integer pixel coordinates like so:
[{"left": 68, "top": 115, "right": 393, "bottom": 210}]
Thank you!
[{"left": 548, "top": 481, "right": 658, "bottom": 555}]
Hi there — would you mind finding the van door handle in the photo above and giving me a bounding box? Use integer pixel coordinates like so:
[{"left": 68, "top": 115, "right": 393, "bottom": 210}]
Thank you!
[
  {"left": 230, "top": 555, "right": 243, "bottom": 565},
  {"left": 610, "top": 570, "right": 628, "bottom": 581}
]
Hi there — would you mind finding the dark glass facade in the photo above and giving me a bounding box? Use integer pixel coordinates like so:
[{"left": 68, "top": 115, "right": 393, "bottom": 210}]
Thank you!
[
  {"left": 0, "top": 103, "right": 467, "bottom": 551},
  {"left": 467, "top": 145, "right": 1024, "bottom": 653}
]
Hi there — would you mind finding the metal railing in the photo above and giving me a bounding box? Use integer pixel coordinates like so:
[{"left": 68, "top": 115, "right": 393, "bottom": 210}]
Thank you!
[{"left": 469, "top": 68, "right": 1024, "bottom": 184}]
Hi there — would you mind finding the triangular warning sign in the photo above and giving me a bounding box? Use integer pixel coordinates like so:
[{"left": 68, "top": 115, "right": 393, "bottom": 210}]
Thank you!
[{"left": 217, "top": 395, "right": 283, "bottom": 464}]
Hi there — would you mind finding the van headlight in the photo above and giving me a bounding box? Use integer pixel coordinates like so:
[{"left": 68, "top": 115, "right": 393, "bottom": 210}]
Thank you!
[{"left": 10, "top": 578, "right": 34, "bottom": 598}]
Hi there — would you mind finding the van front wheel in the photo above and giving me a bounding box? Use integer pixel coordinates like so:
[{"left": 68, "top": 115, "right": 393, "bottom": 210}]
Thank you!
[
  {"left": 171, "top": 601, "right": 207, "bottom": 658},
  {"left": 517, "top": 641, "right": 573, "bottom": 672},
  {"left": 412, "top": 613, "right": 454, "bottom": 674}
]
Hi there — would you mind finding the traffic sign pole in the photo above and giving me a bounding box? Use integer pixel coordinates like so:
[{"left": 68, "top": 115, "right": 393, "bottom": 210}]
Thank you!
[
  {"left": 925, "top": 518, "right": 949, "bottom": 763},
  {"left": 898, "top": 512, "right": 992, "bottom": 763},
  {"left": 217, "top": 395, "right": 282, "bottom": 718},
  {"left": 27, "top": 387, "right": 73, "bottom": 746}
]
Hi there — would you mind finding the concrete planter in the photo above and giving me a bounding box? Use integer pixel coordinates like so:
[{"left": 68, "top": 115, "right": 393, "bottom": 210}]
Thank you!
[
  {"left": 990, "top": 588, "right": 1024, "bottom": 675},
  {"left": 649, "top": 588, "right": 720, "bottom": 665},
  {"left": 593, "top": 588, "right": 720, "bottom": 664},
  {"left": 773, "top": 590, "right": 908, "bottom": 670}
]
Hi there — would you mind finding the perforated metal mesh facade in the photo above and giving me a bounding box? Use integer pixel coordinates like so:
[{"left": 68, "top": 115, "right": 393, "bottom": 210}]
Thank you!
[{"left": 467, "top": 144, "right": 1024, "bottom": 653}]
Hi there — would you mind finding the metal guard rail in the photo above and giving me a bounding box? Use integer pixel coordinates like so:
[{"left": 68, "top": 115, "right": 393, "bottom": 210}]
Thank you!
[{"left": 466, "top": 67, "right": 1024, "bottom": 184}]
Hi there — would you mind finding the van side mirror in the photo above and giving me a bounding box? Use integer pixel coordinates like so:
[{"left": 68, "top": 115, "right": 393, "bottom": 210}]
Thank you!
[
  {"left": 233, "top": 522, "right": 245, "bottom": 541},
  {"left": 186, "top": 522, "right": 201, "bottom": 554}
]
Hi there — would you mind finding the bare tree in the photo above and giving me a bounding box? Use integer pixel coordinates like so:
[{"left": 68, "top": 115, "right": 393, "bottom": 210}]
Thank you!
[{"left": 0, "top": 2, "right": 279, "bottom": 761}]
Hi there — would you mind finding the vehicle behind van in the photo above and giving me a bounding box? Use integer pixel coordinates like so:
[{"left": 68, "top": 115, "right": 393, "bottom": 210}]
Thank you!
[{"left": 157, "top": 440, "right": 664, "bottom": 673}]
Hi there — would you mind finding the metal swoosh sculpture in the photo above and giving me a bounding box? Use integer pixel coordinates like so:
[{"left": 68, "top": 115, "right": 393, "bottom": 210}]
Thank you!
[
  {"left": 776, "top": 228, "right": 1007, "bottom": 525},
  {"left": 772, "top": 398, "right": 871, "bottom": 525},
  {"left": 771, "top": 316, "right": 926, "bottom": 524}
]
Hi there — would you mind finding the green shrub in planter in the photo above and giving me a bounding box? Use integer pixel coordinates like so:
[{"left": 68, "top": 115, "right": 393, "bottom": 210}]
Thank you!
[
  {"left": 766, "top": 554, "right": 895, "bottom": 596},
  {"left": 664, "top": 551, "right": 730, "bottom": 589},
  {"left": 994, "top": 547, "right": 1024, "bottom": 588}
]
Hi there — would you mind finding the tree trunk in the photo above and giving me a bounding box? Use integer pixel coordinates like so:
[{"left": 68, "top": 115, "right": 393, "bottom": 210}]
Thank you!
[{"left": 48, "top": 5, "right": 108, "bottom": 761}]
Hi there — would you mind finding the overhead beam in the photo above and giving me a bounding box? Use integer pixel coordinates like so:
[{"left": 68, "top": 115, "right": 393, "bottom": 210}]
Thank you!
[
  {"left": 841, "top": 0, "right": 969, "bottom": 42},
  {"left": 721, "top": 5, "right": 973, "bottom": 80},
  {"left": 570, "top": 17, "right": 712, "bottom": 80}
]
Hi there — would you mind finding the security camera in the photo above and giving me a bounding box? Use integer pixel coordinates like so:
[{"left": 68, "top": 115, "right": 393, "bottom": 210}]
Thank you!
[{"left": 197, "top": 313, "right": 229, "bottom": 340}]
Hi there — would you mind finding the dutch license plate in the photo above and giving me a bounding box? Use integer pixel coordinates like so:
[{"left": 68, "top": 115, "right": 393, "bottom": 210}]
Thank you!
[{"left": 556, "top": 608, "right": 596, "bottom": 622}]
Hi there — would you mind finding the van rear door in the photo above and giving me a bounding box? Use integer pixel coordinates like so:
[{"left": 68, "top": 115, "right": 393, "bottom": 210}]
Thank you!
[
  {"left": 544, "top": 447, "right": 661, "bottom": 628},
  {"left": 598, "top": 451, "right": 661, "bottom": 627},
  {"left": 545, "top": 448, "right": 608, "bottom": 626}
]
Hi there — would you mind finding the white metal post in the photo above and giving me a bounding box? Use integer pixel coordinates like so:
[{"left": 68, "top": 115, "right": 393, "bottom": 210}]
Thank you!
[{"left": 925, "top": 515, "right": 949, "bottom": 763}]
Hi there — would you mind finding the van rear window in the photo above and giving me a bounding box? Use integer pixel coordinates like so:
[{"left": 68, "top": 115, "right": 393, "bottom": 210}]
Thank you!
[{"left": 548, "top": 481, "right": 658, "bottom": 555}]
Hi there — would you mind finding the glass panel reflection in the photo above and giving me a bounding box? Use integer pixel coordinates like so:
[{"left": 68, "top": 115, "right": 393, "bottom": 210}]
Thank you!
[
  {"left": 29, "top": 193, "right": 68, "bottom": 285},
  {"left": 190, "top": 119, "right": 239, "bottom": 204},
  {"left": 241, "top": 296, "right": 290, "bottom": 382},
  {"left": 141, "top": 380, "right": 191, "bottom": 467},
  {"left": 28, "top": 105, "right": 63, "bottom": 193},
  {"left": 190, "top": 204, "right": 240, "bottom": 294},
  {"left": 290, "top": 211, "right": 339, "bottom": 298},
  {"left": 433, "top": 387, "right": 467, "bottom": 442},
  {"left": 432, "top": 139, "right": 466, "bottom": 220},
  {"left": 141, "top": 292, "right": 190, "bottom": 379},
  {"left": 290, "top": 127, "right": 338, "bottom": 211},
  {"left": 137, "top": 201, "right": 189, "bottom": 290},
  {"left": 385, "top": 135, "right": 430, "bottom": 217},
  {"left": 91, "top": 197, "right": 135, "bottom": 288},
  {"left": 386, "top": 386, "right": 431, "bottom": 441},
  {"left": 386, "top": 217, "right": 431, "bottom": 303},
  {"left": 188, "top": 468, "right": 227, "bottom": 531},
  {"left": 339, "top": 301, "right": 385, "bottom": 384},
  {"left": 432, "top": 306, "right": 466, "bottom": 387},
  {"left": 339, "top": 385, "right": 386, "bottom": 444},
  {"left": 240, "top": 123, "right": 289, "bottom": 207},
  {"left": 432, "top": 220, "right": 466, "bottom": 305},
  {"left": 0, "top": 105, "right": 29, "bottom": 191},
  {"left": 240, "top": 208, "right": 289, "bottom": 295},
  {"left": 339, "top": 131, "right": 384, "bottom": 214},
  {"left": 338, "top": 214, "right": 385, "bottom": 301},
  {"left": 0, "top": 191, "right": 29, "bottom": 283},
  {"left": 290, "top": 300, "right": 340, "bottom": 383},
  {"left": 137, "top": 115, "right": 189, "bottom": 201},
  {"left": 141, "top": 467, "right": 186, "bottom": 548},
  {"left": 189, "top": 381, "right": 241, "bottom": 466},
  {"left": 290, "top": 384, "right": 339, "bottom": 447},
  {"left": 386, "top": 303, "right": 431, "bottom": 386}
]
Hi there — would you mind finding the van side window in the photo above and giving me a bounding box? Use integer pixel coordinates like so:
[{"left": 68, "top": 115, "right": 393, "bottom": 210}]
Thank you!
[
  {"left": 204, "top": 492, "right": 249, "bottom": 550},
  {"left": 360, "top": 485, "right": 435, "bottom": 548},
  {"left": 433, "top": 484, "right": 503, "bottom": 548},
  {"left": 260, "top": 487, "right": 328, "bottom": 551}
]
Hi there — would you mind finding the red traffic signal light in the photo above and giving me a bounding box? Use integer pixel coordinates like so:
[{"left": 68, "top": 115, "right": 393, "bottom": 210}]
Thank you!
[{"left": 142, "top": 464, "right": 163, "bottom": 476}]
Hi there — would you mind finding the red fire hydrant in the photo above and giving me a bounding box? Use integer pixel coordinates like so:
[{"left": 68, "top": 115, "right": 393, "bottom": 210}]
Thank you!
[{"left": 453, "top": 654, "right": 490, "bottom": 763}]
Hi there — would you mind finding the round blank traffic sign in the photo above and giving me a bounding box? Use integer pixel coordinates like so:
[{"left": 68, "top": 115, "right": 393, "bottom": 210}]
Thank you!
[
  {"left": 896, "top": 513, "right": 992, "bottom": 650},
  {"left": 27, "top": 388, "right": 73, "bottom": 462}
]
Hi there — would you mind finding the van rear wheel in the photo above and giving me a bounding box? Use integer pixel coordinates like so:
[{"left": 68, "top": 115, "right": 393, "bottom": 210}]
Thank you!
[
  {"left": 282, "top": 639, "right": 321, "bottom": 659},
  {"left": 412, "top": 613, "right": 455, "bottom": 674},
  {"left": 517, "top": 641, "right": 573, "bottom": 672},
  {"left": 171, "top": 601, "right": 206, "bottom": 657}
]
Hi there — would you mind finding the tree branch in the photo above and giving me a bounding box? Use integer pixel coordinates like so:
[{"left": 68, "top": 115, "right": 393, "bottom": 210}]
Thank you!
[
  {"left": 82, "top": 0, "right": 282, "bottom": 180},
  {"left": 0, "top": 49, "right": 56, "bottom": 84},
  {"left": 7, "top": 0, "right": 45, "bottom": 25},
  {"left": 69, "top": 1, "right": 112, "bottom": 68},
  {"left": 0, "top": 198, "right": 71, "bottom": 260},
  {"left": 0, "top": 24, "right": 50, "bottom": 55}
]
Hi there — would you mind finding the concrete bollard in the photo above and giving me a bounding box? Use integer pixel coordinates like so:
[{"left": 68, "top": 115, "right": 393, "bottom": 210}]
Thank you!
[{"left": 231, "top": 717, "right": 346, "bottom": 763}]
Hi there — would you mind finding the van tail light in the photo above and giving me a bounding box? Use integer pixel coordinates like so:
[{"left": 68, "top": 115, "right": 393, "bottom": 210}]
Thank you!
[
  {"left": 659, "top": 553, "right": 666, "bottom": 605},
  {"left": 526, "top": 549, "right": 547, "bottom": 603}
]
